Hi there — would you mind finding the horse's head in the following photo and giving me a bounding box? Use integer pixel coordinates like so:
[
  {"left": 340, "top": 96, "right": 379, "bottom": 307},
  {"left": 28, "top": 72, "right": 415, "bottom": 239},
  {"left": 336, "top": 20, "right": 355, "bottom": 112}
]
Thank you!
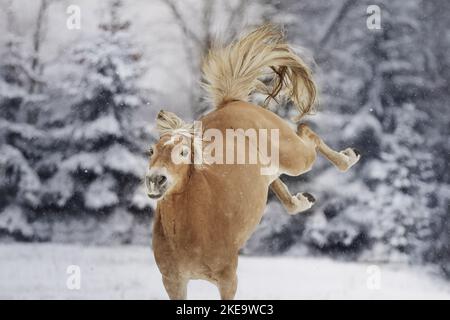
[{"left": 145, "top": 110, "right": 194, "bottom": 200}]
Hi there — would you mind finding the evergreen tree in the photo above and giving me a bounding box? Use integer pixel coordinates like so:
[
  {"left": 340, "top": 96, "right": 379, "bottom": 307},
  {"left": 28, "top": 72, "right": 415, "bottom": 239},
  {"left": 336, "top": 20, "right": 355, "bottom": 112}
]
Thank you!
[
  {"left": 0, "top": 31, "right": 43, "bottom": 239},
  {"left": 39, "top": 0, "right": 151, "bottom": 241},
  {"left": 248, "top": 0, "right": 449, "bottom": 269}
]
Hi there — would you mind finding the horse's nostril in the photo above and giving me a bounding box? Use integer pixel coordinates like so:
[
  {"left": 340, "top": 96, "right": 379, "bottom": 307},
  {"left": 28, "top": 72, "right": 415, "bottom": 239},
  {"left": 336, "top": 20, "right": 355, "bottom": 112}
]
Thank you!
[
  {"left": 147, "top": 174, "right": 168, "bottom": 190},
  {"left": 158, "top": 175, "right": 167, "bottom": 186},
  {"left": 145, "top": 176, "right": 152, "bottom": 188}
]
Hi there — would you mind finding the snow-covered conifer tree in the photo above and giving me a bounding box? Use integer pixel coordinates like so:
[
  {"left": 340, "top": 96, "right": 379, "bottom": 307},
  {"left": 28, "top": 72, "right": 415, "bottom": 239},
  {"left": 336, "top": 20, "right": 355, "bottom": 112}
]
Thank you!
[
  {"left": 0, "top": 5, "right": 44, "bottom": 239},
  {"left": 39, "top": 0, "right": 151, "bottom": 243}
]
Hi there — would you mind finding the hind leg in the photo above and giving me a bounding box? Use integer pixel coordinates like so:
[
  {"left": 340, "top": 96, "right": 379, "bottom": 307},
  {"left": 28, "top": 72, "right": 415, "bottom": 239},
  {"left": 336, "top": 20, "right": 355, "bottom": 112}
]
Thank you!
[
  {"left": 273, "top": 122, "right": 360, "bottom": 214},
  {"left": 273, "top": 124, "right": 318, "bottom": 214},
  {"left": 270, "top": 178, "right": 315, "bottom": 214},
  {"left": 297, "top": 124, "right": 361, "bottom": 172}
]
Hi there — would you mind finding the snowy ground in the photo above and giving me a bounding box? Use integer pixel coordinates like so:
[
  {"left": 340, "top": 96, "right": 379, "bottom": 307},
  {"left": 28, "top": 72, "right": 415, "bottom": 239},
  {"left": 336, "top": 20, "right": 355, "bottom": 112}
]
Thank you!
[{"left": 0, "top": 244, "right": 448, "bottom": 299}]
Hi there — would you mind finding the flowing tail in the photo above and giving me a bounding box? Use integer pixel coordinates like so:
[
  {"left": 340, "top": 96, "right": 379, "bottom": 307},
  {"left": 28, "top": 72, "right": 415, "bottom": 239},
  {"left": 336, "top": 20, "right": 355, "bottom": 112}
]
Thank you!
[{"left": 201, "top": 24, "right": 317, "bottom": 121}]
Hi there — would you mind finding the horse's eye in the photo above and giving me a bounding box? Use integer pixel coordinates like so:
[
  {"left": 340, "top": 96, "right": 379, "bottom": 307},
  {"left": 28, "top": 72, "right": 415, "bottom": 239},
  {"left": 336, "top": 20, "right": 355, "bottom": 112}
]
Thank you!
[
  {"left": 180, "top": 147, "right": 189, "bottom": 157},
  {"left": 147, "top": 147, "right": 154, "bottom": 157}
]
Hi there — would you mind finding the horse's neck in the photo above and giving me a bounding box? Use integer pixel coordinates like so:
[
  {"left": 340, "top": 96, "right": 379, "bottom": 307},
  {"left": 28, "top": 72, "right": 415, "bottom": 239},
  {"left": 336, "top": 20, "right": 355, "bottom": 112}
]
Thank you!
[
  {"left": 158, "top": 198, "right": 181, "bottom": 237},
  {"left": 158, "top": 193, "right": 185, "bottom": 239},
  {"left": 156, "top": 170, "right": 211, "bottom": 244},
  {"left": 157, "top": 166, "right": 194, "bottom": 227}
]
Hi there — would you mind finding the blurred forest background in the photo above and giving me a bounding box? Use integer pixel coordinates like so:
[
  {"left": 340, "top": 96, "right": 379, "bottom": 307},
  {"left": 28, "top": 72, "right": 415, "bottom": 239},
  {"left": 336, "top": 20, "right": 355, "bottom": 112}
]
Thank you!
[{"left": 0, "top": 0, "right": 449, "bottom": 278}]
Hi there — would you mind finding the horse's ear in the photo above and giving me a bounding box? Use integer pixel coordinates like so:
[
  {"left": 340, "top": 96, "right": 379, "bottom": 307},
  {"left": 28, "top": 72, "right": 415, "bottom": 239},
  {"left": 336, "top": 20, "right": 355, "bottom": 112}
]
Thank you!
[
  {"left": 157, "top": 110, "right": 166, "bottom": 120},
  {"left": 156, "top": 109, "right": 186, "bottom": 137}
]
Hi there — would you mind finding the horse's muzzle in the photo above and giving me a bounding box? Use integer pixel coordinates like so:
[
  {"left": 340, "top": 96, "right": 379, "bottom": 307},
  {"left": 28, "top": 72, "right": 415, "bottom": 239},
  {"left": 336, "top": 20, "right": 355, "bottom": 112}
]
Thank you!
[{"left": 145, "top": 173, "right": 168, "bottom": 199}]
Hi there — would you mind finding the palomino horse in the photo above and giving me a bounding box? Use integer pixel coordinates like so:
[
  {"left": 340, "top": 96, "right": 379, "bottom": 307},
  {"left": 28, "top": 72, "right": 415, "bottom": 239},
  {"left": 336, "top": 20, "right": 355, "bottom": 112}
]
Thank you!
[{"left": 145, "top": 25, "right": 360, "bottom": 299}]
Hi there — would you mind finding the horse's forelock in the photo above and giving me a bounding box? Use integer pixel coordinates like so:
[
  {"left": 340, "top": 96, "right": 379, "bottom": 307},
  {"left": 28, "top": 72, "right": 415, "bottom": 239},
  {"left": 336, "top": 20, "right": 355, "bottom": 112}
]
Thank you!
[{"left": 156, "top": 110, "right": 194, "bottom": 138}]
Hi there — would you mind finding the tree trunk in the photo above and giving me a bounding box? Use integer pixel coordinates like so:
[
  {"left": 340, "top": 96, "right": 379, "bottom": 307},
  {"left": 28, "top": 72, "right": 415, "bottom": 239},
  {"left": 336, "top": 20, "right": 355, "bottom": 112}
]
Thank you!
[{"left": 30, "top": 0, "right": 49, "bottom": 94}]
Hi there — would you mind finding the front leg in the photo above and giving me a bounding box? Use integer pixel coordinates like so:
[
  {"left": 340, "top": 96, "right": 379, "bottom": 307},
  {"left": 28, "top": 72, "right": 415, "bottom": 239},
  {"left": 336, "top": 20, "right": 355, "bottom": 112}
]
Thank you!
[
  {"left": 162, "top": 275, "right": 188, "bottom": 300},
  {"left": 215, "top": 254, "right": 238, "bottom": 300},
  {"left": 270, "top": 178, "right": 315, "bottom": 215},
  {"left": 153, "top": 213, "right": 187, "bottom": 299}
]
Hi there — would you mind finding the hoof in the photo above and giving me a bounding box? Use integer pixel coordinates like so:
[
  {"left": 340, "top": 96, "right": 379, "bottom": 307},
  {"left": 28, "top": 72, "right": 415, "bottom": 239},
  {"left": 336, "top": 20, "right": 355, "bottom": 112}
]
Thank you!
[
  {"left": 302, "top": 192, "right": 316, "bottom": 204},
  {"left": 288, "top": 192, "right": 316, "bottom": 215},
  {"left": 339, "top": 147, "right": 361, "bottom": 171}
]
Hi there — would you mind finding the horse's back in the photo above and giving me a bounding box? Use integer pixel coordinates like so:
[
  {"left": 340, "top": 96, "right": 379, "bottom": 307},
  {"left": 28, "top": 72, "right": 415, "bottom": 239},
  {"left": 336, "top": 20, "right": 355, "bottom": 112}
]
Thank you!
[
  {"left": 201, "top": 101, "right": 293, "bottom": 133},
  {"left": 200, "top": 101, "right": 315, "bottom": 176}
]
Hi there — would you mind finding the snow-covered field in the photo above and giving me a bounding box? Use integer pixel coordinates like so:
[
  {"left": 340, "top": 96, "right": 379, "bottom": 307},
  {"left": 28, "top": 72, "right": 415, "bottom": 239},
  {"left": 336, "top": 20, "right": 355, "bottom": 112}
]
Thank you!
[{"left": 0, "top": 244, "right": 448, "bottom": 300}]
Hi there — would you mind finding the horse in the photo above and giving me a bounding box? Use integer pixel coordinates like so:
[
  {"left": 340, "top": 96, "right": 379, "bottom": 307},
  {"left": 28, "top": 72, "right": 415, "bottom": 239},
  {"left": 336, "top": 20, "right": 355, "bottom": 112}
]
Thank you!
[{"left": 145, "top": 25, "right": 360, "bottom": 300}]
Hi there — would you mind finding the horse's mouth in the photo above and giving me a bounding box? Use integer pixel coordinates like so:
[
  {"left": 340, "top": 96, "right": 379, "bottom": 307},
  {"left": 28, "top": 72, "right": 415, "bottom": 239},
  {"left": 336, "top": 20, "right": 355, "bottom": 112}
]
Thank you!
[
  {"left": 147, "top": 185, "right": 168, "bottom": 199},
  {"left": 145, "top": 175, "right": 169, "bottom": 200},
  {"left": 147, "top": 193, "right": 163, "bottom": 200}
]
